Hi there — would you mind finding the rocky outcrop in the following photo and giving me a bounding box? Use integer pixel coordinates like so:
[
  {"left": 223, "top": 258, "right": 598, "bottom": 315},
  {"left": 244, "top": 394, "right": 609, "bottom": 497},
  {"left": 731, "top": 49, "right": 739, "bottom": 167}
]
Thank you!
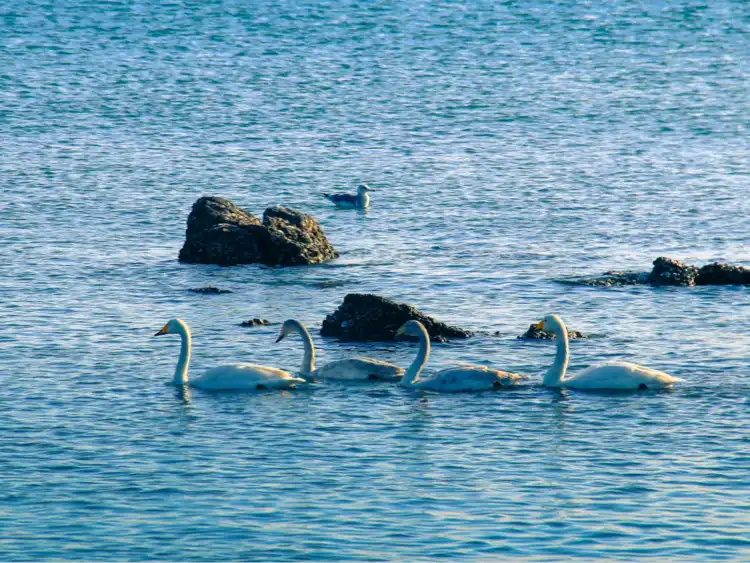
[
  {"left": 240, "top": 318, "right": 269, "bottom": 327},
  {"left": 188, "top": 286, "right": 233, "bottom": 294},
  {"left": 570, "top": 257, "right": 750, "bottom": 288},
  {"left": 648, "top": 257, "right": 699, "bottom": 286},
  {"left": 321, "top": 293, "right": 473, "bottom": 342},
  {"left": 697, "top": 262, "right": 750, "bottom": 285},
  {"left": 577, "top": 271, "right": 649, "bottom": 288},
  {"left": 517, "top": 324, "right": 586, "bottom": 340},
  {"left": 178, "top": 197, "right": 338, "bottom": 266}
]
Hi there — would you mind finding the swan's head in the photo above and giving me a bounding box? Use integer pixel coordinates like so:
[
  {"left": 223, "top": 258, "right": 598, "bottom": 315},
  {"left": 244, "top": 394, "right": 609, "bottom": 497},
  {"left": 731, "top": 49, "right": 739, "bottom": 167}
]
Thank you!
[
  {"left": 276, "top": 319, "right": 300, "bottom": 343},
  {"left": 396, "top": 320, "right": 425, "bottom": 338},
  {"left": 357, "top": 184, "right": 373, "bottom": 193},
  {"left": 535, "top": 314, "right": 563, "bottom": 333},
  {"left": 154, "top": 318, "right": 186, "bottom": 336}
]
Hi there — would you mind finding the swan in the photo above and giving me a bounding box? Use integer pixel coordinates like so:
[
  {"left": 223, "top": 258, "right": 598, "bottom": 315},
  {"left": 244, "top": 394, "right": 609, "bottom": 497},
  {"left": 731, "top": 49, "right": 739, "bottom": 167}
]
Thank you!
[
  {"left": 535, "top": 314, "right": 682, "bottom": 390},
  {"left": 154, "top": 319, "right": 306, "bottom": 390},
  {"left": 322, "top": 184, "right": 373, "bottom": 209},
  {"left": 275, "top": 319, "right": 404, "bottom": 380},
  {"left": 396, "top": 320, "right": 527, "bottom": 392}
]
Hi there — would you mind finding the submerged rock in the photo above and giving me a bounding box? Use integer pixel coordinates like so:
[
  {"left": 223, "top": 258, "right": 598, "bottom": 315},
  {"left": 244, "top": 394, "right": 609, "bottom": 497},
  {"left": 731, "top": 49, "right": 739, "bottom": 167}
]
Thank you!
[
  {"left": 321, "top": 293, "right": 473, "bottom": 342},
  {"left": 517, "top": 323, "right": 586, "bottom": 340},
  {"left": 178, "top": 197, "right": 338, "bottom": 266},
  {"left": 648, "top": 257, "right": 698, "bottom": 287},
  {"left": 188, "top": 286, "right": 233, "bottom": 294},
  {"left": 240, "top": 318, "right": 269, "bottom": 327},
  {"left": 571, "top": 257, "right": 750, "bottom": 288},
  {"left": 696, "top": 262, "right": 750, "bottom": 285},
  {"left": 577, "top": 271, "right": 649, "bottom": 287}
]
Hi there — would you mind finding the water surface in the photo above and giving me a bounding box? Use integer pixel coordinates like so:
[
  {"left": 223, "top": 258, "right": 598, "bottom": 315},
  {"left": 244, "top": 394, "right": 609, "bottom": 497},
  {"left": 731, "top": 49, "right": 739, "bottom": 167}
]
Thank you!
[{"left": 1, "top": 0, "right": 749, "bottom": 560}]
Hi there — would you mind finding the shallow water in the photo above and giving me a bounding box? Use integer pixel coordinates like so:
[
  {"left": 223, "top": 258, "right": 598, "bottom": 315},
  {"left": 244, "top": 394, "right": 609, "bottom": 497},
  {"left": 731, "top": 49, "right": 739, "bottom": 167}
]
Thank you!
[{"left": 1, "top": 0, "right": 749, "bottom": 560}]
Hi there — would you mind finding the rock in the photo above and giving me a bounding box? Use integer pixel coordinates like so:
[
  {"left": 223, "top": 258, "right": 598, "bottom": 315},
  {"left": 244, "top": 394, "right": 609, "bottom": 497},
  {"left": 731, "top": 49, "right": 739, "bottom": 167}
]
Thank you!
[
  {"left": 696, "top": 262, "right": 750, "bottom": 285},
  {"left": 178, "top": 196, "right": 338, "bottom": 266},
  {"left": 517, "top": 324, "right": 586, "bottom": 340},
  {"left": 569, "top": 256, "right": 750, "bottom": 289},
  {"left": 261, "top": 206, "right": 339, "bottom": 266},
  {"left": 578, "top": 271, "right": 649, "bottom": 287},
  {"left": 648, "top": 256, "right": 698, "bottom": 286},
  {"left": 320, "top": 293, "right": 473, "bottom": 342},
  {"left": 187, "top": 286, "right": 233, "bottom": 294},
  {"left": 240, "top": 318, "right": 269, "bottom": 327}
]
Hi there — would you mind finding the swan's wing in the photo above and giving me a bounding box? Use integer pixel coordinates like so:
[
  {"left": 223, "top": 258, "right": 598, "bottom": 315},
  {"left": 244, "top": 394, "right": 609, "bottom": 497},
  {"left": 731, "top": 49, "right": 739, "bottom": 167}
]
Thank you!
[
  {"left": 193, "top": 363, "right": 304, "bottom": 389},
  {"left": 419, "top": 365, "right": 524, "bottom": 392},
  {"left": 314, "top": 357, "right": 404, "bottom": 380},
  {"left": 349, "top": 357, "right": 404, "bottom": 378},
  {"left": 570, "top": 361, "right": 680, "bottom": 390},
  {"left": 445, "top": 365, "right": 527, "bottom": 383}
]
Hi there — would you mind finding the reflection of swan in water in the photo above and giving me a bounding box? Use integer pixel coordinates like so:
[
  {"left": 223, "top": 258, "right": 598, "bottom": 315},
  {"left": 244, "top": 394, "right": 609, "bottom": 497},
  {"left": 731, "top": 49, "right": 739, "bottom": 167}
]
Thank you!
[
  {"left": 396, "top": 320, "right": 527, "bottom": 392},
  {"left": 155, "top": 319, "right": 305, "bottom": 390},
  {"left": 276, "top": 319, "right": 404, "bottom": 381},
  {"left": 535, "top": 314, "right": 682, "bottom": 390},
  {"left": 322, "top": 184, "right": 373, "bottom": 209}
]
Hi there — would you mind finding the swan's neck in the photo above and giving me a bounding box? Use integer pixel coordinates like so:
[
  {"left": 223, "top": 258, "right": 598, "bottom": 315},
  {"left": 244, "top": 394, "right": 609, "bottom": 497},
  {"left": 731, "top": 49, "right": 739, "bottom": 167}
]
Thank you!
[
  {"left": 544, "top": 321, "right": 568, "bottom": 387},
  {"left": 401, "top": 324, "right": 430, "bottom": 388},
  {"left": 291, "top": 321, "right": 315, "bottom": 374},
  {"left": 174, "top": 322, "right": 191, "bottom": 386},
  {"left": 358, "top": 191, "right": 370, "bottom": 208}
]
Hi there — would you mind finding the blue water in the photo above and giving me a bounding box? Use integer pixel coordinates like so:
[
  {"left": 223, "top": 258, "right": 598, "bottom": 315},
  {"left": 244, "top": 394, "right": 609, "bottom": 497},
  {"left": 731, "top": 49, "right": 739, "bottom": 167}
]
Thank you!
[{"left": 2, "top": 0, "right": 749, "bottom": 560}]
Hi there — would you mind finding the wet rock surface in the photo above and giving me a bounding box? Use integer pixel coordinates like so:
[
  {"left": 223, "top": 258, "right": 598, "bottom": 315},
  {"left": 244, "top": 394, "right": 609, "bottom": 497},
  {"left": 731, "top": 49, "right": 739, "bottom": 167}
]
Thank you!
[
  {"left": 517, "top": 324, "right": 586, "bottom": 340},
  {"left": 577, "top": 271, "right": 649, "bottom": 287},
  {"left": 321, "top": 293, "right": 473, "bottom": 342},
  {"left": 571, "top": 257, "right": 750, "bottom": 288},
  {"left": 240, "top": 318, "right": 269, "bottom": 327},
  {"left": 178, "top": 196, "right": 338, "bottom": 266},
  {"left": 188, "top": 286, "right": 233, "bottom": 294},
  {"left": 696, "top": 262, "right": 750, "bottom": 285},
  {"left": 648, "top": 257, "right": 699, "bottom": 286}
]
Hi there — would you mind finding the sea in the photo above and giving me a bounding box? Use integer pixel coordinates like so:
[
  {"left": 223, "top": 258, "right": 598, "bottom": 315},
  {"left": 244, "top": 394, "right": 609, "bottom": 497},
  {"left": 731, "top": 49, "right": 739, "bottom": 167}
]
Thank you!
[{"left": 1, "top": 0, "right": 749, "bottom": 560}]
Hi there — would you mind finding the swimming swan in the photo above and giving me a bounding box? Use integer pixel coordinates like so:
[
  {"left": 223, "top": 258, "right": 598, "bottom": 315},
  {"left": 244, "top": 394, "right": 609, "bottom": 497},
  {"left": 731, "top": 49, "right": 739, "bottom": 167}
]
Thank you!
[
  {"left": 535, "top": 314, "right": 681, "bottom": 390},
  {"left": 322, "top": 184, "right": 373, "bottom": 209},
  {"left": 396, "top": 320, "right": 527, "bottom": 392},
  {"left": 155, "top": 319, "right": 306, "bottom": 390},
  {"left": 276, "top": 319, "right": 404, "bottom": 380}
]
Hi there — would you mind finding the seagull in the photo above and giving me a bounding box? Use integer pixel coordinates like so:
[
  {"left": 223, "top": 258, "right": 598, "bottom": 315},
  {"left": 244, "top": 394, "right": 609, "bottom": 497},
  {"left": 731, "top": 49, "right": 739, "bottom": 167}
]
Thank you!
[{"left": 322, "top": 184, "right": 373, "bottom": 209}]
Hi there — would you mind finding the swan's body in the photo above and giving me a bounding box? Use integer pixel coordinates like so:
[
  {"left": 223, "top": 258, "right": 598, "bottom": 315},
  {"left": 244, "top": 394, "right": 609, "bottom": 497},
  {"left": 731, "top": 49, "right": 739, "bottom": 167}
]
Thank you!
[
  {"left": 322, "top": 184, "right": 372, "bottom": 209},
  {"left": 155, "top": 319, "right": 305, "bottom": 390},
  {"left": 397, "top": 320, "right": 527, "bottom": 392},
  {"left": 276, "top": 319, "right": 404, "bottom": 381},
  {"left": 536, "top": 315, "right": 681, "bottom": 390}
]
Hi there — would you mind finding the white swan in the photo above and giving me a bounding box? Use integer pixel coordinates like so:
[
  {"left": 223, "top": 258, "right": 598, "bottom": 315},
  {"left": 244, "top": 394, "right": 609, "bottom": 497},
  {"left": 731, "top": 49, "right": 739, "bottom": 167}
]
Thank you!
[
  {"left": 396, "top": 320, "right": 527, "bottom": 392},
  {"left": 276, "top": 319, "right": 404, "bottom": 381},
  {"left": 154, "top": 319, "right": 306, "bottom": 390},
  {"left": 322, "top": 184, "right": 373, "bottom": 209},
  {"left": 535, "top": 314, "right": 682, "bottom": 390}
]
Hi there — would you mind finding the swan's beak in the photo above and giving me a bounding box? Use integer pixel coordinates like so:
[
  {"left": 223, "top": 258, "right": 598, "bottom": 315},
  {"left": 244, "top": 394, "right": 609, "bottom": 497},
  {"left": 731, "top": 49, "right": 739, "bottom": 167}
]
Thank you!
[
  {"left": 533, "top": 320, "right": 544, "bottom": 330},
  {"left": 275, "top": 333, "right": 285, "bottom": 343},
  {"left": 395, "top": 326, "right": 406, "bottom": 336},
  {"left": 154, "top": 324, "right": 169, "bottom": 336}
]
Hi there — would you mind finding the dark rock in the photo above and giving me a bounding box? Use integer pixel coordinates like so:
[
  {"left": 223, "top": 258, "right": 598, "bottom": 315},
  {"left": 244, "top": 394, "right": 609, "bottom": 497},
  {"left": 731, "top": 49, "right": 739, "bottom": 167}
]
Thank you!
[
  {"left": 188, "top": 286, "right": 233, "bottom": 294},
  {"left": 240, "top": 318, "right": 269, "bottom": 327},
  {"left": 518, "top": 324, "right": 586, "bottom": 340},
  {"left": 648, "top": 256, "right": 698, "bottom": 287},
  {"left": 578, "top": 271, "right": 649, "bottom": 287},
  {"left": 696, "top": 262, "right": 750, "bottom": 285},
  {"left": 178, "top": 197, "right": 338, "bottom": 266},
  {"left": 321, "top": 293, "right": 473, "bottom": 342},
  {"left": 569, "top": 256, "right": 750, "bottom": 289}
]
